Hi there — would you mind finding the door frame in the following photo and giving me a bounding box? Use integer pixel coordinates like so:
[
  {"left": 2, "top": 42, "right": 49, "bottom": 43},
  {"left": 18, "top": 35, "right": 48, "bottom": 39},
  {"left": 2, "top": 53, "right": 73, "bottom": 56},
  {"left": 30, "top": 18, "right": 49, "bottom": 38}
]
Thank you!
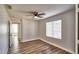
[{"left": 11, "top": 22, "right": 22, "bottom": 42}]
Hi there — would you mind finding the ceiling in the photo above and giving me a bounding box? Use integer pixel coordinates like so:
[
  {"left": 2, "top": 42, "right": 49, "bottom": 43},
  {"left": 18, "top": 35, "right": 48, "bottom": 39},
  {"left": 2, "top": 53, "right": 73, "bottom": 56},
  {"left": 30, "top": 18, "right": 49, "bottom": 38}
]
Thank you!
[{"left": 8, "top": 4, "right": 75, "bottom": 20}]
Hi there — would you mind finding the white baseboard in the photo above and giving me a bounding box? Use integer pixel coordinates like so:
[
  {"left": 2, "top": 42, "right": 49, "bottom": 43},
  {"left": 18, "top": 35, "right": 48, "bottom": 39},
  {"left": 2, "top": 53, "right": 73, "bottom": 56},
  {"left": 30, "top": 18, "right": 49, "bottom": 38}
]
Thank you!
[
  {"left": 40, "top": 38, "right": 75, "bottom": 54},
  {"left": 21, "top": 38, "right": 39, "bottom": 42}
]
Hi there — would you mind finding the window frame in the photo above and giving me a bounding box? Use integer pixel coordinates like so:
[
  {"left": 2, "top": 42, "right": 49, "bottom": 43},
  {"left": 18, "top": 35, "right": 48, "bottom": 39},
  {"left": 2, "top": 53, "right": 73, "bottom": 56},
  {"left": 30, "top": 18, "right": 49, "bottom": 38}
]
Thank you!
[{"left": 46, "top": 20, "right": 62, "bottom": 40}]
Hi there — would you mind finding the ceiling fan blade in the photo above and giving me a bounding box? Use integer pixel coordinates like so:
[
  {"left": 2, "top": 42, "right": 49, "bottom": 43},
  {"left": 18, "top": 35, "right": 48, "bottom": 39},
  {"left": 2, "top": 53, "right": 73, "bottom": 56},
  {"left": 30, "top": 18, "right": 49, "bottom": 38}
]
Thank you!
[
  {"left": 37, "top": 15, "right": 43, "bottom": 18},
  {"left": 38, "top": 13, "right": 45, "bottom": 15}
]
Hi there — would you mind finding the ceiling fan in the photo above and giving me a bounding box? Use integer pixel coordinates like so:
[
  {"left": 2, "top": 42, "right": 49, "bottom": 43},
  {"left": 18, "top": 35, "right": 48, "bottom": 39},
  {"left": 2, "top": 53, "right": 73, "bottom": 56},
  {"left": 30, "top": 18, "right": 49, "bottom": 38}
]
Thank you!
[
  {"left": 6, "top": 4, "right": 45, "bottom": 18},
  {"left": 25, "top": 11, "right": 45, "bottom": 18}
]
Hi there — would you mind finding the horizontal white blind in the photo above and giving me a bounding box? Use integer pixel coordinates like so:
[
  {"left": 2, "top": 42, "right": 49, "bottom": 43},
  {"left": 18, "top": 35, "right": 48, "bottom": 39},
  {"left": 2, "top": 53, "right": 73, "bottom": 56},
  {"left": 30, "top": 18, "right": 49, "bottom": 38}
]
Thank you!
[{"left": 46, "top": 20, "right": 62, "bottom": 39}]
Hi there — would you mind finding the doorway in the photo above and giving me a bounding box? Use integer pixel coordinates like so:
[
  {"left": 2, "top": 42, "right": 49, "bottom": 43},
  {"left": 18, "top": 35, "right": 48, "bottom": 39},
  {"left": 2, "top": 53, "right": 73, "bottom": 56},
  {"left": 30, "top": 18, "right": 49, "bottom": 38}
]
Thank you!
[
  {"left": 11, "top": 23, "right": 19, "bottom": 47},
  {"left": 9, "top": 22, "right": 22, "bottom": 53},
  {"left": 11, "top": 23, "right": 19, "bottom": 42}
]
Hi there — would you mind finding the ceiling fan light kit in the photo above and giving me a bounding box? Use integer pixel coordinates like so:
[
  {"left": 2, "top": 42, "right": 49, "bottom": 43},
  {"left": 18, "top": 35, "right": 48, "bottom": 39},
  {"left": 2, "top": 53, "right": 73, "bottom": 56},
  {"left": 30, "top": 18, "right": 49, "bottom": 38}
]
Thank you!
[{"left": 34, "top": 16, "right": 38, "bottom": 18}]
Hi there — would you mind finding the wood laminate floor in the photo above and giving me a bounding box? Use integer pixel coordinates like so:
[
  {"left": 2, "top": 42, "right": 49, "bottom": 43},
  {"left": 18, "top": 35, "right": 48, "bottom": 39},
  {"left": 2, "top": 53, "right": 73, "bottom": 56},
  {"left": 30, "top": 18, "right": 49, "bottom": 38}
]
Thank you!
[{"left": 9, "top": 40, "right": 70, "bottom": 54}]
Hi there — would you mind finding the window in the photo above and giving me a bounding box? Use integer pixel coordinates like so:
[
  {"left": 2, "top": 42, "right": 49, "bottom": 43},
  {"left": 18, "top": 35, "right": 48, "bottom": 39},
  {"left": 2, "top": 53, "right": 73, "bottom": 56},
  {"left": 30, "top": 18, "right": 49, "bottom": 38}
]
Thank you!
[{"left": 46, "top": 20, "right": 62, "bottom": 39}]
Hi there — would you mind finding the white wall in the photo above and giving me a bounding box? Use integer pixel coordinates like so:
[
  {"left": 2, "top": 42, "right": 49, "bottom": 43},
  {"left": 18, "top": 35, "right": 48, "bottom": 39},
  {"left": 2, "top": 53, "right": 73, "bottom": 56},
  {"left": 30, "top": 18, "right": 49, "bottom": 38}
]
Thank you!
[
  {"left": 38, "top": 10, "right": 75, "bottom": 53},
  {"left": 22, "top": 19, "right": 38, "bottom": 42},
  {"left": 0, "top": 5, "right": 10, "bottom": 54},
  {"left": 10, "top": 16, "right": 39, "bottom": 42}
]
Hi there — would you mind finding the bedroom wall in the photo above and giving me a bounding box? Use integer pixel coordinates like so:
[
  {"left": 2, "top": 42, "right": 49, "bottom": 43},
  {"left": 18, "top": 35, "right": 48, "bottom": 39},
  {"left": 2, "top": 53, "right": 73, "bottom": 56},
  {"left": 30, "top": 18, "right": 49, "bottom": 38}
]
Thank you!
[
  {"left": 38, "top": 10, "right": 75, "bottom": 53},
  {"left": 0, "top": 5, "right": 10, "bottom": 53},
  {"left": 10, "top": 15, "right": 39, "bottom": 42},
  {"left": 22, "top": 19, "right": 39, "bottom": 42}
]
